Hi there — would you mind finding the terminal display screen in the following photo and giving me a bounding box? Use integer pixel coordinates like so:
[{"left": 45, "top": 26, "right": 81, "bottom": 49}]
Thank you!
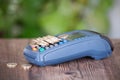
[{"left": 58, "top": 32, "right": 86, "bottom": 40}]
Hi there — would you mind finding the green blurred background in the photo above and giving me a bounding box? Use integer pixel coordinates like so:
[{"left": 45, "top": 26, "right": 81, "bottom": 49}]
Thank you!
[{"left": 0, "top": 0, "right": 113, "bottom": 38}]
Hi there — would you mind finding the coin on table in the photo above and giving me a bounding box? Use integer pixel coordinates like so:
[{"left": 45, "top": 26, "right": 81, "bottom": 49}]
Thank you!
[
  {"left": 21, "top": 63, "right": 32, "bottom": 70},
  {"left": 6, "top": 63, "right": 17, "bottom": 68}
]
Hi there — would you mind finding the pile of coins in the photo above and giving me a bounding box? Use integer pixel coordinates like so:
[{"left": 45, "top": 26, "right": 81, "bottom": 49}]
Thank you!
[
  {"left": 30, "top": 35, "right": 62, "bottom": 52},
  {"left": 6, "top": 63, "right": 32, "bottom": 70}
]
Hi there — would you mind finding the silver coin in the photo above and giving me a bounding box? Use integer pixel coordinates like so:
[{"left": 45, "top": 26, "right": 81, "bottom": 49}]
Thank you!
[
  {"left": 21, "top": 63, "right": 32, "bottom": 70},
  {"left": 6, "top": 63, "right": 17, "bottom": 68}
]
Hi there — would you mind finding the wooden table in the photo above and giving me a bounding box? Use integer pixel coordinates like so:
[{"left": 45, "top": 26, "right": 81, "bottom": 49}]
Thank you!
[{"left": 0, "top": 39, "right": 120, "bottom": 80}]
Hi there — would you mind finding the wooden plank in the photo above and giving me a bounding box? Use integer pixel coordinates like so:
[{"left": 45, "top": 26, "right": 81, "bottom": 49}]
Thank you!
[
  {"left": 0, "top": 39, "right": 30, "bottom": 80},
  {"left": 0, "top": 39, "right": 120, "bottom": 80},
  {"left": 102, "top": 40, "right": 120, "bottom": 80}
]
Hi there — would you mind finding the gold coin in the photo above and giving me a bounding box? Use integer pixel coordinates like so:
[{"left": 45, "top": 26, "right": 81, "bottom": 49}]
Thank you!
[
  {"left": 21, "top": 63, "right": 32, "bottom": 70},
  {"left": 6, "top": 63, "right": 17, "bottom": 68}
]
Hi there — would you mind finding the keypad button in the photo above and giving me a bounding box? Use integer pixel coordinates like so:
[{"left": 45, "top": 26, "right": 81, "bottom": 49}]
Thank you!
[
  {"left": 54, "top": 43, "right": 58, "bottom": 46},
  {"left": 49, "top": 45, "right": 54, "bottom": 48},
  {"left": 46, "top": 35, "right": 61, "bottom": 43},
  {"left": 43, "top": 37, "right": 54, "bottom": 44},
  {"left": 30, "top": 35, "right": 69, "bottom": 52},
  {"left": 45, "top": 47, "right": 49, "bottom": 50},
  {"left": 39, "top": 47, "right": 45, "bottom": 52},
  {"left": 32, "top": 47, "right": 38, "bottom": 51},
  {"left": 58, "top": 41, "right": 64, "bottom": 45},
  {"left": 63, "top": 40, "right": 68, "bottom": 43}
]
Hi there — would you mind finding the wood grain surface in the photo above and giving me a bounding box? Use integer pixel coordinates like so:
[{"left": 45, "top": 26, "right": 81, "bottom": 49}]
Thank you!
[{"left": 0, "top": 39, "right": 120, "bottom": 80}]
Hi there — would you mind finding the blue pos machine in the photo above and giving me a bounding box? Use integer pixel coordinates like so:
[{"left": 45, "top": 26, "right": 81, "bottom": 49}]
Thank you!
[{"left": 23, "top": 30, "right": 113, "bottom": 66}]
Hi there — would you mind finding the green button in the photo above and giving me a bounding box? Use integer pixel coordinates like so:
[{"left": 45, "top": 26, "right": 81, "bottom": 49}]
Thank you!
[{"left": 39, "top": 48, "right": 45, "bottom": 52}]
